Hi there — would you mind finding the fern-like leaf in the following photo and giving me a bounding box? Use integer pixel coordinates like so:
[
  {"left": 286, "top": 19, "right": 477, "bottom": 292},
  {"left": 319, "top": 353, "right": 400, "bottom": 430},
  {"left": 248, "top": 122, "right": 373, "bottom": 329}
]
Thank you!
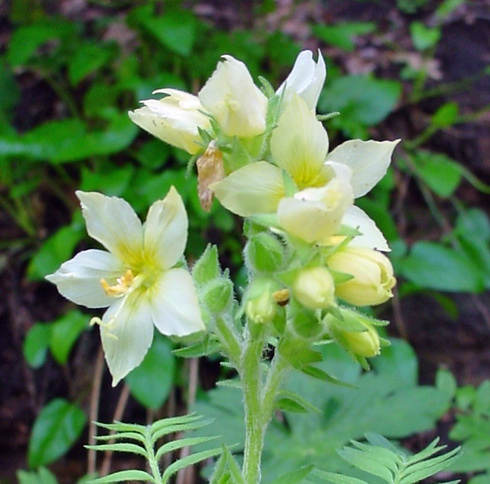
[
  {"left": 86, "top": 413, "right": 221, "bottom": 483},
  {"left": 313, "top": 433, "right": 461, "bottom": 484}
]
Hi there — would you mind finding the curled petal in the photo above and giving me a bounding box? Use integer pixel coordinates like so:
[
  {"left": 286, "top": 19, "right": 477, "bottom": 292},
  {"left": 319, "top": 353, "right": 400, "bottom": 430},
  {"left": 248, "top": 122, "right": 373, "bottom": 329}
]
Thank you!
[
  {"left": 342, "top": 206, "right": 390, "bottom": 252},
  {"left": 76, "top": 191, "right": 143, "bottom": 266},
  {"left": 46, "top": 249, "right": 126, "bottom": 308},
  {"left": 150, "top": 268, "right": 205, "bottom": 337},
  {"left": 144, "top": 187, "right": 188, "bottom": 270},
  {"left": 326, "top": 139, "right": 400, "bottom": 198},
  {"left": 100, "top": 293, "right": 154, "bottom": 386},
  {"left": 210, "top": 161, "right": 285, "bottom": 216},
  {"left": 276, "top": 50, "right": 326, "bottom": 110}
]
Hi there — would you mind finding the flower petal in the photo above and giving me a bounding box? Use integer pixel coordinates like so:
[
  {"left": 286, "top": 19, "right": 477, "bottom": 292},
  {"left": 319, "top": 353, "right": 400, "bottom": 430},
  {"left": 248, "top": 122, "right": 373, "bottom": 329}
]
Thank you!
[
  {"left": 342, "top": 205, "right": 390, "bottom": 251},
  {"left": 199, "top": 55, "right": 267, "bottom": 138},
  {"left": 271, "top": 94, "right": 329, "bottom": 189},
  {"left": 326, "top": 139, "right": 400, "bottom": 198},
  {"left": 144, "top": 187, "right": 188, "bottom": 270},
  {"left": 100, "top": 293, "right": 154, "bottom": 386},
  {"left": 128, "top": 89, "right": 210, "bottom": 154},
  {"left": 210, "top": 161, "right": 285, "bottom": 216},
  {"left": 76, "top": 191, "right": 143, "bottom": 265},
  {"left": 276, "top": 50, "right": 326, "bottom": 110},
  {"left": 150, "top": 268, "right": 205, "bottom": 336},
  {"left": 46, "top": 249, "right": 126, "bottom": 308},
  {"left": 278, "top": 178, "right": 353, "bottom": 243}
]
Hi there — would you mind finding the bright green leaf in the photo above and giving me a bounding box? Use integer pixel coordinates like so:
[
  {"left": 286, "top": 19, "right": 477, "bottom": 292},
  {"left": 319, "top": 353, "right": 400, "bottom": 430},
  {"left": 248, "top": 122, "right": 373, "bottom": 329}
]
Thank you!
[
  {"left": 320, "top": 76, "right": 401, "bottom": 126},
  {"left": 431, "top": 102, "right": 459, "bottom": 128},
  {"left": 23, "top": 323, "right": 52, "bottom": 368},
  {"left": 68, "top": 43, "right": 115, "bottom": 86},
  {"left": 410, "top": 22, "right": 441, "bottom": 51},
  {"left": 313, "top": 22, "right": 375, "bottom": 52},
  {"left": 413, "top": 151, "right": 462, "bottom": 197},
  {"left": 28, "top": 222, "right": 84, "bottom": 280},
  {"left": 17, "top": 467, "right": 58, "bottom": 484},
  {"left": 28, "top": 399, "right": 86, "bottom": 468},
  {"left": 399, "top": 241, "right": 484, "bottom": 292},
  {"left": 49, "top": 310, "right": 88, "bottom": 365},
  {"left": 140, "top": 10, "right": 197, "bottom": 56}
]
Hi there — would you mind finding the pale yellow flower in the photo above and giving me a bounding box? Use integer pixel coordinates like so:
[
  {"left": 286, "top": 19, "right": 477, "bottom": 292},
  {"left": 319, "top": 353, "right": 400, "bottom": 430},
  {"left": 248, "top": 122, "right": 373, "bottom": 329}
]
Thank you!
[
  {"left": 46, "top": 188, "right": 204, "bottom": 385},
  {"left": 276, "top": 49, "right": 326, "bottom": 110},
  {"left": 199, "top": 55, "right": 268, "bottom": 138},
  {"left": 128, "top": 89, "right": 210, "bottom": 154},
  {"left": 292, "top": 266, "right": 335, "bottom": 310},
  {"left": 327, "top": 247, "right": 396, "bottom": 306}
]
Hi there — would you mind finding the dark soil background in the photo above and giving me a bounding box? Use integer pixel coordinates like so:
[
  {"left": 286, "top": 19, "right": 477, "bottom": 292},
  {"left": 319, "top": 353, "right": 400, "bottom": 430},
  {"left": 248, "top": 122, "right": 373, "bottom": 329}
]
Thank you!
[{"left": 1, "top": 0, "right": 490, "bottom": 482}]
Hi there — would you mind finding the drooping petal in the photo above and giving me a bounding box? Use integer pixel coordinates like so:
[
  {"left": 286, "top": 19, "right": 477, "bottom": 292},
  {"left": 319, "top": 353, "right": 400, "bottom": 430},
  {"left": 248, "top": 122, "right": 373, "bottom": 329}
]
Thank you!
[
  {"left": 46, "top": 249, "right": 126, "bottom": 308},
  {"left": 276, "top": 50, "right": 326, "bottom": 110},
  {"left": 278, "top": 178, "right": 353, "bottom": 243},
  {"left": 76, "top": 191, "right": 144, "bottom": 266},
  {"left": 150, "top": 268, "right": 205, "bottom": 336},
  {"left": 210, "top": 161, "right": 285, "bottom": 217},
  {"left": 199, "top": 55, "right": 267, "bottom": 138},
  {"left": 271, "top": 94, "right": 329, "bottom": 189},
  {"left": 128, "top": 89, "right": 210, "bottom": 155},
  {"left": 342, "top": 205, "right": 390, "bottom": 251},
  {"left": 325, "top": 139, "right": 400, "bottom": 198},
  {"left": 100, "top": 292, "right": 154, "bottom": 386},
  {"left": 143, "top": 187, "right": 188, "bottom": 270}
]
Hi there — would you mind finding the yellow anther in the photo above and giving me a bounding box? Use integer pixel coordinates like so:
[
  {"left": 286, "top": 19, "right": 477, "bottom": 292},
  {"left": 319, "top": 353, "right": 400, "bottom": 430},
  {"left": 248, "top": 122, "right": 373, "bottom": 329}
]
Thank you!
[{"left": 101, "top": 269, "right": 135, "bottom": 297}]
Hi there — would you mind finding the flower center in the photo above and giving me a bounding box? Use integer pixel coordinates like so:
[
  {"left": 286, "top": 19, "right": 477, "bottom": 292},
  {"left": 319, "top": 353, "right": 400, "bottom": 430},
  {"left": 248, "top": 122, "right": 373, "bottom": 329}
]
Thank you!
[{"left": 101, "top": 269, "right": 135, "bottom": 297}]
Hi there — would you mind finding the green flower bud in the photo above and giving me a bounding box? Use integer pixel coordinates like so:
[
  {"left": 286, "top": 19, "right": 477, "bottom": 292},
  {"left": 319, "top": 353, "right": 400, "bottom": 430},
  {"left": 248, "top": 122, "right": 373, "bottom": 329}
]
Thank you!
[
  {"left": 326, "top": 312, "right": 381, "bottom": 358},
  {"left": 342, "top": 325, "right": 380, "bottom": 357},
  {"left": 293, "top": 266, "right": 335, "bottom": 310},
  {"left": 327, "top": 247, "right": 396, "bottom": 306},
  {"left": 201, "top": 278, "right": 234, "bottom": 315},
  {"left": 244, "top": 232, "right": 285, "bottom": 274},
  {"left": 245, "top": 278, "right": 278, "bottom": 324}
]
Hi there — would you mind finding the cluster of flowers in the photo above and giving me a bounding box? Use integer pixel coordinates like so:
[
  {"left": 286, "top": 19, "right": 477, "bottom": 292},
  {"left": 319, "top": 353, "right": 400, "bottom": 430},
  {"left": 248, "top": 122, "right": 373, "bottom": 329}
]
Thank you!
[{"left": 47, "top": 51, "right": 398, "bottom": 386}]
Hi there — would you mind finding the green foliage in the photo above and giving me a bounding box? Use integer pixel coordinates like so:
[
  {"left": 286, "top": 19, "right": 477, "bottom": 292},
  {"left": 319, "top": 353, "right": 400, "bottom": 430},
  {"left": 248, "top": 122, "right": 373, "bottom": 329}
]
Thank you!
[
  {"left": 87, "top": 414, "right": 223, "bottom": 483},
  {"left": 23, "top": 310, "right": 88, "bottom": 367},
  {"left": 17, "top": 467, "right": 95, "bottom": 484},
  {"left": 448, "top": 381, "right": 490, "bottom": 482},
  {"left": 314, "top": 433, "right": 460, "bottom": 483},
  {"left": 193, "top": 340, "right": 452, "bottom": 481},
  {"left": 28, "top": 398, "right": 87, "bottom": 468},
  {"left": 125, "top": 334, "right": 176, "bottom": 409},
  {"left": 312, "top": 22, "right": 376, "bottom": 52}
]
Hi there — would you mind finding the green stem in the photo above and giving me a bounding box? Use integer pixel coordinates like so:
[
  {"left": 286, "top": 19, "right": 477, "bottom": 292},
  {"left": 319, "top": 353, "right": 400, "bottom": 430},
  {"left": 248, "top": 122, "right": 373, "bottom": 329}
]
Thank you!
[
  {"left": 215, "top": 316, "right": 242, "bottom": 367},
  {"left": 241, "top": 332, "right": 265, "bottom": 484},
  {"left": 144, "top": 427, "right": 163, "bottom": 483}
]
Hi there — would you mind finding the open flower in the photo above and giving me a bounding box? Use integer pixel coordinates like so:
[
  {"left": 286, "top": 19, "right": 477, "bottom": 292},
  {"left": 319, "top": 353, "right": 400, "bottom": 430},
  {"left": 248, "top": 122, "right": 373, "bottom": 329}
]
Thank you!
[
  {"left": 128, "top": 89, "right": 210, "bottom": 154},
  {"left": 198, "top": 55, "right": 268, "bottom": 138},
  {"left": 276, "top": 49, "right": 326, "bottom": 110},
  {"left": 46, "top": 188, "right": 205, "bottom": 385}
]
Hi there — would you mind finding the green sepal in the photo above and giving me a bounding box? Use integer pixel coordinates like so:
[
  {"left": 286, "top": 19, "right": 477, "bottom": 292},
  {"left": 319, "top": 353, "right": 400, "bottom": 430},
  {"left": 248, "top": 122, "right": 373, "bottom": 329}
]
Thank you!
[
  {"left": 172, "top": 336, "right": 221, "bottom": 358},
  {"left": 300, "top": 365, "right": 358, "bottom": 389},
  {"left": 275, "top": 390, "right": 321, "bottom": 414},
  {"left": 269, "top": 465, "right": 315, "bottom": 484},
  {"left": 244, "top": 232, "right": 286, "bottom": 274},
  {"left": 210, "top": 445, "right": 245, "bottom": 484},
  {"left": 193, "top": 244, "right": 221, "bottom": 286}
]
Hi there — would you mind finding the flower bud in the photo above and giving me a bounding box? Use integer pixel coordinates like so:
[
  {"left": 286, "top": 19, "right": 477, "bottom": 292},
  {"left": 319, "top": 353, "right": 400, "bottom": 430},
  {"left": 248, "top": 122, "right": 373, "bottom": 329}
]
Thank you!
[
  {"left": 292, "top": 266, "right": 335, "bottom": 310},
  {"left": 341, "top": 325, "right": 380, "bottom": 358},
  {"left": 199, "top": 55, "right": 267, "bottom": 138},
  {"left": 276, "top": 50, "right": 326, "bottom": 111},
  {"left": 244, "top": 232, "right": 285, "bottom": 274},
  {"left": 245, "top": 278, "right": 279, "bottom": 324},
  {"left": 201, "top": 278, "right": 234, "bottom": 315},
  {"left": 327, "top": 247, "right": 396, "bottom": 306},
  {"left": 128, "top": 89, "right": 210, "bottom": 154}
]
